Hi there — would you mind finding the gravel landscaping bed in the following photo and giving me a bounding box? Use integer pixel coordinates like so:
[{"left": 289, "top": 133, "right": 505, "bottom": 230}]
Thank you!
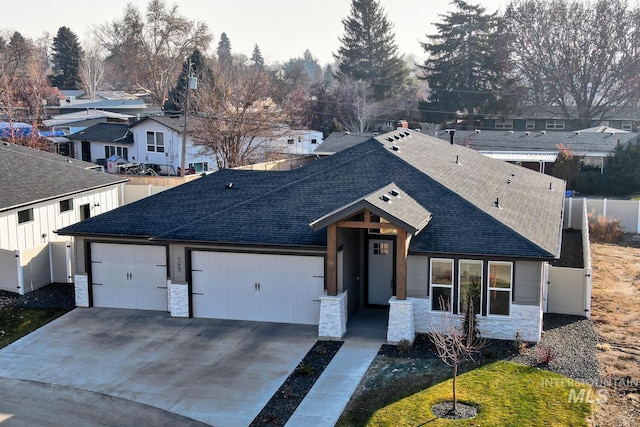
[
  {"left": 0, "top": 283, "right": 75, "bottom": 310},
  {"left": 250, "top": 340, "right": 343, "bottom": 426}
]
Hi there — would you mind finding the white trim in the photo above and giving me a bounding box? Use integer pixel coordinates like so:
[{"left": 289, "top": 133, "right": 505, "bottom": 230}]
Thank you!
[
  {"left": 429, "top": 258, "right": 454, "bottom": 312},
  {"left": 487, "top": 261, "right": 513, "bottom": 317},
  {"left": 458, "top": 259, "right": 483, "bottom": 314}
]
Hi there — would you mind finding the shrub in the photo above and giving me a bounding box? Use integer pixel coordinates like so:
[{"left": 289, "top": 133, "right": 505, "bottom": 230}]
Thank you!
[
  {"left": 297, "top": 363, "right": 314, "bottom": 376},
  {"left": 396, "top": 339, "right": 413, "bottom": 355},
  {"left": 536, "top": 345, "right": 553, "bottom": 365},
  {"left": 314, "top": 344, "right": 327, "bottom": 355},
  {"left": 588, "top": 212, "right": 623, "bottom": 243},
  {"left": 514, "top": 330, "right": 527, "bottom": 353}
]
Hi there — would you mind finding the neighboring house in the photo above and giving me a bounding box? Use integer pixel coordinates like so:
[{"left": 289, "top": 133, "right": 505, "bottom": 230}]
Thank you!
[
  {"left": 438, "top": 129, "right": 638, "bottom": 174},
  {"left": 128, "top": 115, "right": 215, "bottom": 174},
  {"left": 0, "top": 143, "right": 127, "bottom": 295},
  {"left": 68, "top": 123, "right": 134, "bottom": 165},
  {"left": 58, "top": 130, "right": 565, "bottom": 344},
  {"left": 56, "top": 99, "right": 149, "bottom": 116},
  {"left": 44, "top": 110, "right": 134, "bottom": 136},
  {"left": 261, "top": 129, "right": 323, "bottom": 156},
  {"left": 484, "top": 105, "right": 639, "bottom": 132}
]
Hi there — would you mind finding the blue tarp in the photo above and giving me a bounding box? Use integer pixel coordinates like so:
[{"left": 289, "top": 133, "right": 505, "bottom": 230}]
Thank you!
[{"left": 0, "top": 122, "right": 65, "bottom": 138}]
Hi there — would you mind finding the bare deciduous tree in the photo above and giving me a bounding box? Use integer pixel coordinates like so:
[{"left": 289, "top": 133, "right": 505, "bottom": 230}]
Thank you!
[
  {"left": 190, "top": 60, "right": 303, "bottom": 169},
  {"left": 80, "top": 39, "right": 105, "bottom": 100},
  {"left": 95, "top": 0, "right": 212, "bottom": 104},
  {"left": 429, "top": 296, "right": 486, "bottom": 414},
  {"left": 505, "top": 0, "right": 640, "bottom": 127}
]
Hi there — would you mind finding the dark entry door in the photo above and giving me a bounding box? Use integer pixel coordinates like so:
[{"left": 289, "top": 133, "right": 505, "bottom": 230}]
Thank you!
[
  {"left": 81, "top": 141, "right": 91, "bottom": 162},
  {"left": 367, "top": 238, "right": 394, "bottom": 305}
]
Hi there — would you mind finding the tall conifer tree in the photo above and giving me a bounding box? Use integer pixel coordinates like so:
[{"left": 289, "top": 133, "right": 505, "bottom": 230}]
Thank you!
[
  {"left": 334, "top": 0, "right": 408, "bottom": 101},
  {"left": 50, "top": 26, "right": 83, "bottom": 89}
]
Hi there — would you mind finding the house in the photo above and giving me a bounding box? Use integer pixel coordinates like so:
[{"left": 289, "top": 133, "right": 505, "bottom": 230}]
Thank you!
[
  {"left": 0, "top": 143, "right": 127, "bottom": 295},
  {"left": 484, "top": 105, "right": 639, "bottom": 132},
  {"left": 438, "top": 129, "right": 639, "bottom": 174},
  {"left": 57, "top": 130, "right": 566, "bottom": 344},
  {"left": 68, "top": 123, "right": 134, "bottom": 164},
  {"left": 43, "top": 110, "right": 134, "bottom": 136},
  {"left": 261, "top": 128, "right": 323, "bottom": 157}
]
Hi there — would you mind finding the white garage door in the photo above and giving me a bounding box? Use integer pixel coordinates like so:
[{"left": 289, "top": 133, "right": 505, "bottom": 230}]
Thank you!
[
  {"left": 91, "top": 243, "right": 168, "bottom": 311},
  {"left": 191, "top": 252, "right": 324, "bottom": 325}
]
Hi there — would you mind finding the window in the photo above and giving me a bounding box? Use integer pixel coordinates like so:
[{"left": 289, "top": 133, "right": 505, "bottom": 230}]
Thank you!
[
  {"left": 525, "top": 120, "right": 535, "bottom": 130},
  {"left": 546, "top": 120, "right": 565, "bottom": 130},
  {"left": 459, "top": 260, "right": 482, "bottom": 315},
  {"left": 60, "top": 199, "right": 73, "bottom": 213},
  {"left": 621, "top": 121, "right": 633, "bottom": 131},
  {"left": 18, "top": 208, "right": 33, "bottom": 224},
  {"left": 488, "top": 261, "right": 512, "bottom": 316},
  {"left": 104, "top": 146, "right": 128, "bottom": 160},
  {"left": 311, "top": 138, "right": 318, "bottom": 144},
  {"left": 287, "top": 139, "right": 295, "bottom": 145},
  {"left": 495, "top": 119, "right": 513, "bottom": 129},
  {"left": 146, "top": 131, "right": 165, "bottom": 153},
  {"left": 373, "top": 242, "right": 389, "bottom": 255},
  {"left": 430, "top": 259, "right": 453, "bottom": 311},
  {"left": 188, "top": 162, "right": 209, "bottom": 173}
]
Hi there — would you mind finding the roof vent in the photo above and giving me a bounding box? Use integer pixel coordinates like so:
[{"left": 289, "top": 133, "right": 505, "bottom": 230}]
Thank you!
[
  {"left": 455, "top": 155, "right": 460, "bottom": 165},
  {"left": 2, "top": 141, "right": 9, "bottom": 146},
  {"left": 509, "top": 130, "right": 514, "bottom": 134},
  {"left": 380, "top": 194, "right": 392, "bottom": 203},
  {"left": 387, "top": 137, "right": 394, "bottom": 142},
  {"left": 549, "top": 182, "right": 554, "bottom": 191},
  {"left": 345, "top": 131, "right": 350, "bottom": 135},
  {"left": 394, "top": 134, "right": 400, "bottom": 140},
  {"left": 507, "top": 179, "right": 512, "bottom": 184},
  {"left": 610, "top": 132, "right": 615, "bottom": 136},
  {"left": 494, "top": 198, "right": 502, "bottom": 209},
  {"left": 391, "top": 145, "right": 400, "bottom": 151},
  {"left": 541, "top": 130, "right": 546, "bottom": 135},
  {"left": 475, "top": 129, "right": 481, "bottom": 134},
  {"left": 399, "top": 133, "right": 405, "bottom": 138},
  {"left": 390, "top": 189, "right": 400, "bottom": 197},
  {"left": 404, "top": 131, "right": 411, "bottom": 136},
  {"left": 226, "top": 182, "right": 233, "bottom": 189},
  {"left": 575, "top": 131, "right": 580, "bottom": 135},
  {"left": 525, "top": 131, "right": 531, "bottom": 136},
  {"left": 374, "top": 132, "right": 378, "bottom": 136}
]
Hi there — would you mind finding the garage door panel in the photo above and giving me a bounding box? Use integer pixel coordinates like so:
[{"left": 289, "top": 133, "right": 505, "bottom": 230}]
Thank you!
[
  {"left": 191, "top": 251, "right": 325, "bottom": 324},
  {"left": 90, "top": 243, "right": 167, "bottom": 311}
]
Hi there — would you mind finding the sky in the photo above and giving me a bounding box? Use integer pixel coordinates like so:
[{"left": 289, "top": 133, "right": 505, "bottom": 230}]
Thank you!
[{"left": 3, "top": 0, "right": 508, "bottom": 65}]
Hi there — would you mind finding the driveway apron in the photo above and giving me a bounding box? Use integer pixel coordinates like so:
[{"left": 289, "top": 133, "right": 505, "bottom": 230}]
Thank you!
[{"left": 0, "top": 308, "right": 318, "bottom": 427}]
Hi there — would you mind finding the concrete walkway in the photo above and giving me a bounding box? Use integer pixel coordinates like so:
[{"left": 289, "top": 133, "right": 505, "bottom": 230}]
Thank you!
[{"left": 285, "top": 309, "right": 387, "bottom": 426}]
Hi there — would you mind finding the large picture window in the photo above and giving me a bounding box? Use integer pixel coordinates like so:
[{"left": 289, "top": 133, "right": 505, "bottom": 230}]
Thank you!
[
  {"left": 430, "top": 259, "right": 453, "bottom": 311},
  {"left": 459, "top": 260, "right": 482, "bottom": 315},
  {"left": 146, "top": 131, "right": 165, "bottom": 153},
  {"left": 488, "top": 261, "right": 512, "bottom": 316}
]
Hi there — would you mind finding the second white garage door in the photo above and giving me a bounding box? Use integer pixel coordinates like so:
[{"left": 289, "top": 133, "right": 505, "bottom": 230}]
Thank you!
[
  {"left": 91, "top": 243, "right": 168, "bottom": 311},
  {"left": 191, "top": 251, "right": 324, "bottom": 325}
]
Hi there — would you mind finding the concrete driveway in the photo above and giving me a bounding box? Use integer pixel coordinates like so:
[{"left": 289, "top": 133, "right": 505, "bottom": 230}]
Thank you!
[{"left": 0, "top": 308, "right": 318, "bottom": 426}]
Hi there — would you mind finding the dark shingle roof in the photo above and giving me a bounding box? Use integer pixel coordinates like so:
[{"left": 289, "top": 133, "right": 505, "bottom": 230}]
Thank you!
[
  {"left": 314, "top": 132, "right": 375, "bottom": 154},
  {"left": 58, "top": 131, "right": 565, "bottom": 259},
  {"left": 68, "top": 123, "right": 133, "bottom": 143},
  {"left": 0, "top": 143, "right": 127, "bottom": 212}
]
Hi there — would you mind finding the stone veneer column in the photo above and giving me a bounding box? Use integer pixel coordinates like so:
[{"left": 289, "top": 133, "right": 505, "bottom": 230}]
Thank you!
[
  {"left": 387, "top": 297, "right": 416, "bottom": 344},
  {"left": 74, "top": 274, "right": 89, "bottom": 307},
  {"left": 318, "top": 292, "right": 347, "bottom": 339},
  {"left": 168, "top": 281, "right": 189, "bottom": 318}
]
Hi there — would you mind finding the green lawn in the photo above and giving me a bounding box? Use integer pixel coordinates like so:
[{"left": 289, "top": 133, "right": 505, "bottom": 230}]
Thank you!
[
  {"left": 0, "top": 306, "right": 69, "bottom": 349},
  {"left": 367, "top": 361, "right": 594, "bottom": 426}
]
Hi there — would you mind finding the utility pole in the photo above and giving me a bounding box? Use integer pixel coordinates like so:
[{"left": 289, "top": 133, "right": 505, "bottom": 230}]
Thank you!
[{"left": 180, "top": 58, "right": 193, "bottom": 177}]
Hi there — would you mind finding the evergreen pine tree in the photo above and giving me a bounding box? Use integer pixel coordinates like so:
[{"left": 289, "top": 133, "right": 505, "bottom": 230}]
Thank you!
[
  {"left": 419, "top": 0, "right": 516, "bottom": 125},
  {"left": 334, "top": 0, "right": 408, "bottom": 101},
  {"left": 49, "top": 26, "right": 83, "bottom": 89},
  {"left": 163, "top": 49, "right": 211, "bottom": 112},
  {"left": 217, "top": 32, "right": 232, "bottom": 64},
  {"left": 250, "top": 44, "right": 264, "bottom": 68}
]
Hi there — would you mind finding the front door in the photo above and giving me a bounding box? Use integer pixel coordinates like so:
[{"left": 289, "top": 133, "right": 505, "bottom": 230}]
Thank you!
[
  {"left": 81, "top": 141, "right": 91, "bottom": 162},
  {"left": 367, "top": 238, "right": 394, "bottom": 305}
]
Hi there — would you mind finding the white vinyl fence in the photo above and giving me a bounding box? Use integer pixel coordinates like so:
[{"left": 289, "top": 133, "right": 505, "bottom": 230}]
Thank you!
[
  {"left": 565, "top": 197, "right": 640, "bottom": 233},
  {"left": 547, "top": 198, "right": 593, "bottom": 318}
]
